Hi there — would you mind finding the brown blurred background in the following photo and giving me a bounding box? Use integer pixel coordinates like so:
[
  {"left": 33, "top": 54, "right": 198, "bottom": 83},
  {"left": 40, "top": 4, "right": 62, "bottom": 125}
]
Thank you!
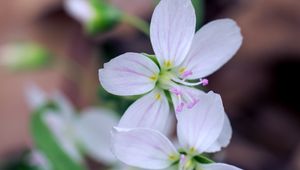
[{"left": 0, "top": 0, "right": 300, "bottom": 170}]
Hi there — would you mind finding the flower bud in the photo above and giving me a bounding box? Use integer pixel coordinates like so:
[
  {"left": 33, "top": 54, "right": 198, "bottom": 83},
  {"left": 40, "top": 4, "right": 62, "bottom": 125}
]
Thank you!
[
  {"left": 0, "top": 42, "right": 51, "bottom": 71},
  {"left": 64, "top": 0, "right": 121, "bottom": 34}
]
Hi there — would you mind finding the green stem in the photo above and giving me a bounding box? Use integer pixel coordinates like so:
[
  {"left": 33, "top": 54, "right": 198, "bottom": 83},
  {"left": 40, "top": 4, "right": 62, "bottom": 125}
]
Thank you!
[{"left": 121, "top": 13, "right": 150, "bottom": 36}]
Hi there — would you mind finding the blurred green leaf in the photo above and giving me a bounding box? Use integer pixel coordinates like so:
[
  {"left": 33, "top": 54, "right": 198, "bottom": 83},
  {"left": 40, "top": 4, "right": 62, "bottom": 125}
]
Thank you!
[{"left": 30, "top": 104, "right": 86, "bottom": 170}]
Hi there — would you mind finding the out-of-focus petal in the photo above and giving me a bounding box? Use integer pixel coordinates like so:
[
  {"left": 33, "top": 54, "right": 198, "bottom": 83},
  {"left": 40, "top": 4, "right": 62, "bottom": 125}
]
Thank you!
[
  {"left": 52, "top": 92, "right": 75, "bottom": 120},
  {"left": 112, "top": 127, "right": 178, "bottom": 169},
  {"left": 29, "top": 150, "right": 51, "bottom": 170},
  {"left": 205, "top": 113, "right": 232, "bottom": 153},
  {"left": 24, "top": 84, "right": 47, "bottom": 109},
  {"left": 179, "top": 19, "right": 243, "bottom": 79},
  {"left": 118, "top": 89, "right": 170, "bottom": 133},
  {"left": 75, "top": 108, "right": 119, "bottom": 164},
  {"left": 150, "top": 0, "right": 196, "bottom": 68},
  {"left": 42, "top": 112, "right": 82, "bottom": 162},
  {"left": 64, "top": 0, "right": 95, "bottom": 24},
  {"left": 99, "top": 52, "right": 159, "bottom": 96},
  {"left": 201, "top": 163, "right": 242, "bottom": 170},
  {"left": 176, "top": 91, "right": 225, "bottom": 153}
]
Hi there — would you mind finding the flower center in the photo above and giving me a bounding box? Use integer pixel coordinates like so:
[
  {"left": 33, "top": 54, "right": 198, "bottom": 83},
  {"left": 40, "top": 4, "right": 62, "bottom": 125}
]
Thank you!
[
  {"left": 179, "top": 154, "right": 196, "bottom": 170},
  {"left": 155, "top": 67, "right": 209, "bottom": 112},
  {"left": 157, "top": 70, "right": 177, "bottom": 90}
]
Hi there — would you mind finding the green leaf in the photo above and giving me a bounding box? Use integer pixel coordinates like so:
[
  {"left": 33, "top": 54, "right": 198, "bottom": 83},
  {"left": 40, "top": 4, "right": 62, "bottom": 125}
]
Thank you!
[{"left": 30, "top": 105, "right": 86, "bottom": 170}]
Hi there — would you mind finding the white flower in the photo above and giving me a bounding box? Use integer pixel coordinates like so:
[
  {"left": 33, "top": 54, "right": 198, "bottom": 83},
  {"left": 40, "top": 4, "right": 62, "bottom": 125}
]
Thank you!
[
  {"left": 25, "top": 85, "right": 119, "bottom": 165},
  {"left": 98, "top": 0, "right": 242, "bottom": 132},
  {"left": 111, "top": 91, "right": 240, "bottom": 170}
]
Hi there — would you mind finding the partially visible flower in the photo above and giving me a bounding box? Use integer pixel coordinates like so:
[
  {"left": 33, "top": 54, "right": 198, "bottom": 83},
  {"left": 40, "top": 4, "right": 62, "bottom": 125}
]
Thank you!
[
  {"left": 28, "top": 150, "right": 51, "bottom": 170},
  {"left": 64, "top": 0, "right": 121, "bottom": 34},
  {"left": 111, "top": 92, "right": 240, "bottom": 170},
  {"left": 25, "top": 85, "right": 119, "bottom": 165},
  {"left": 0, "top": 42, "right": 51, "bottom": 71},
  {"left": 99, "top": 0, "right": 242, "bottom": 132}
]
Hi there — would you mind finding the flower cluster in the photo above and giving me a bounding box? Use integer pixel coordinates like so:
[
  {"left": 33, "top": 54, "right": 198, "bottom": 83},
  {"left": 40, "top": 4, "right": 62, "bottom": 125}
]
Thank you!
[
  {"left": 99, "top": 0, "right": 242, "bottom": 133},
  {"left": 98, "top": 0, "right": 243, "bottom": 169}
]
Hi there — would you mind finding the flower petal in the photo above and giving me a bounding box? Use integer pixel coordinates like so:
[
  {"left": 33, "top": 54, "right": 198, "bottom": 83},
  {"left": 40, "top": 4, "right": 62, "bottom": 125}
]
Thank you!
[
  {"left": 118, "top": 89, "right": 170, "bottom": 133},
  {"left": 205, "top": 113, "right": 232, "bottom": 153},
  {"left": 150, "top": 0, "right": 196, "bottom": 68},
  {"left": 64, "top": 0, "right": 95, "bottom": 24},
  {"left": 24, "top": 84, "right": 47, "bottom": 109},
  {"left": 112, "top": 127, "right": 178, "bottom": 169},
  {"left": 99, "top": 52, "right": 159, "bottom": 96},
  {"left": 42, "top": 111, "right": 82, "bottom": 162},
  {"left": 75, "top": 108, "right": 119, "bottom": 164},
  {"left": 176, "top": 91, "right": 225, "bottom": 153},
  {"left": 179, "top": 19, "right": 243, "bottom": 79},
  {"left": 201, "top": 163, "right": 242, "bottom": 170}
]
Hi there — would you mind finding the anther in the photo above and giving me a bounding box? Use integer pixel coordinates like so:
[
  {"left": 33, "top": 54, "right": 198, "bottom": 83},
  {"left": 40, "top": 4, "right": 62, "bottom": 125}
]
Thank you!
[
  {"left": 200, "top": 78, "right": 209, "bottom": 86},
  {"left": 176, "top": 102, "right": 185, "bottom": 112},
  {"left": 181, "top": 70, "right": 193, "bottom": 79},
  {"left": 169, "top": 87, "right": 181, "bottom": 96}
]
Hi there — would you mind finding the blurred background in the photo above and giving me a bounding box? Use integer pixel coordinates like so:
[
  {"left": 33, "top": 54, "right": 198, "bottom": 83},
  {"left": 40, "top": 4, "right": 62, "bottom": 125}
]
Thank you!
[{"left": 0, "top": 0, "right": 300, "bottom": 170}]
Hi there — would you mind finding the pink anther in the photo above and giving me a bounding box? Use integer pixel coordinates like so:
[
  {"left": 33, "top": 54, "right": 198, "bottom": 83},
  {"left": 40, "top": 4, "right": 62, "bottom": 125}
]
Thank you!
[
  {"left": 176, "top": 102, "right": 185, "bottom": 112},
  {"left": 169, "top": 87, "right": 181, "bottom": 96},
  {"left": 201, "top": 78, "right": 209, "bottom": 86},
  {"left": 181, "top": 70, "right": 193, "bottom": 79}
]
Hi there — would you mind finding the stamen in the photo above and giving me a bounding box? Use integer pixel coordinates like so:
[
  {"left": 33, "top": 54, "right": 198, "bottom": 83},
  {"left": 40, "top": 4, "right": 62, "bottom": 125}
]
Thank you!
[
  {"left": 181, "top": 91, "right": 199, "bottom": 109},
  {"left": 172, "top": 77, "right": 209, "bottom": 87},
  {"left": 164, "top": 60, "right": 173, "bottom": 68},
  {"left": 169, "top": 87, "right": 181, "bottom": 96},
  {"left": 200, "top": 78, "right": 209, "bottom": 86},
  {"left": 155, "top": 93, "right": 161, "bottom": 100},
  {"left": 181, "top": 70, "right": 193, "bottom": 79},
  {"left": 179, "top": 154, "right": 194, "bottom": 170},
  {"left": 169, "top": 87, "right": 185, "bottom": 112},
  {"left": 180, "top": 154, "right": 186, "bottom": 164},
  {"left": 176, "top": 102, "right": 185, "bottom": 112},
  {"left": 187, "top": 98, "right": 199, "bottom": 109},
  {"left": 149, "top": 74, "right": 158, "bottom": 81}
]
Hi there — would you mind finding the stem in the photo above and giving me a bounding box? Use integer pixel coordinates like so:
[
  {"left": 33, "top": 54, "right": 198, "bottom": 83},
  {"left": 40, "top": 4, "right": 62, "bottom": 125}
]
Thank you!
[{"left": 121, "top": 13, "right": 150, "bottom": 36}]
